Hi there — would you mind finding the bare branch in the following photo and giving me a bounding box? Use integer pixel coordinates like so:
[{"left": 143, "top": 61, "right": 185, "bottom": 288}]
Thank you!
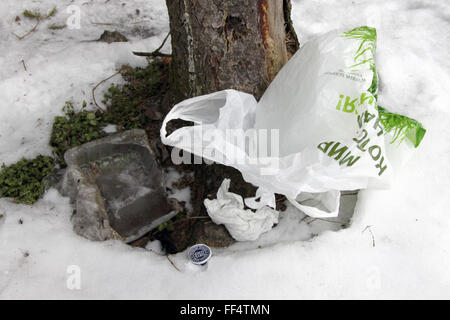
[
  {"left": 92, "top": 67, "right": 127, "bottom": 112},
  {"left": 166, "top": 255, "right": 181, "bottom": 272},
  {"left": 133, "top": 32, "right": 171, "bottom": 57}
]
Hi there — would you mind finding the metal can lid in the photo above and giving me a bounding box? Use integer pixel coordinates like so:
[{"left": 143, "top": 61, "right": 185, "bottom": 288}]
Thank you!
[{"left": 188, "top": 244, "right": 212, "bottom": 265}]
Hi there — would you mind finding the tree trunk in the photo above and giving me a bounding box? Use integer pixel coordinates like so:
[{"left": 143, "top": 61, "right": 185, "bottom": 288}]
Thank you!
[
  {"left": 166, "top": 0, "right": 299, "bottom": 101},
  {"left": 161, "top": 0, "right": 300, "bottom": 249}
]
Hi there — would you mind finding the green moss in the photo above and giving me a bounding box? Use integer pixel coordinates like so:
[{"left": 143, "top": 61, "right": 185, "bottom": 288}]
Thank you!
[
  {"left": 157, "top": 212, "right": 186, "bottom": 232},
  {"left": 0, "top": 156, "right": 54, "bottom": 204},
  {"left": 48, "top": 24, "right": 66, "bottom": 30},
  {"left": 46, "top": 7, "right": 57, "bottom": 18},
  {"left": 101, "top": 62, "right": 168, "bottom": 130},
  {"left": 23, "top": 7, "right": 57, "bottom": 20},
  {"left": 49, "top": 61, "right": 168, "bottom": 167},
  {"left": 158, "top": 221, "right": 175, "bottom": 232},
  {"left": 23, "top": 9, "right": 42, "bottom": 19},
  {"left": 50, "top": 101, "right": 106, "bottom": 166}
]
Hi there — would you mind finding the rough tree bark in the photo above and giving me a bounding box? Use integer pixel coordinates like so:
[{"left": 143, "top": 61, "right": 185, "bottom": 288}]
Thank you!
[{"left": 166, "top": 0, "right": 299, "bottom": 101}]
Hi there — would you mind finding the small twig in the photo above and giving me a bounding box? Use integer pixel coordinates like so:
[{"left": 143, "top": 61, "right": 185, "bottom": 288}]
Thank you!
[
  {"left": 14, "top": 8, "right": 56, "bottom": 40},
  {"left": 92, "top": 67, "right": 126, "bottom": 112},
  {"left": 362, "top": 225, "right": 376, "bottom": 247},
  {"left": 90, "top": 22, "right": 116, "bottom": 26},
  {"left": 186, "top": 216, "right": 210, "bottom": 220},
  {"left": 133, "top": 32, "right": 171, "bottom": 57},
  {"left": 14, "top": 18, "right": 40, "bottom": 40},
  {"left": 299, "top": 215, "right": 310, "bottom": 224},
  {"left": 20, "top": 59, "right": 27, "bottom": 71},
  {"left": 166, "top": 255, "right": 180, "bottom": 272},
  {"left": 132, "top": 51, "right": 171, "bottom": 58},
  {"left": 158, "top": 32, "right": 171, "bottom": 51}
]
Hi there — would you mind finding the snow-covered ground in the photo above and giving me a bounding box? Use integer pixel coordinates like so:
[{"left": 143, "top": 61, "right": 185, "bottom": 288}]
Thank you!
[{"left": 0, "top": 0, "right": 449, "bottom": 299}]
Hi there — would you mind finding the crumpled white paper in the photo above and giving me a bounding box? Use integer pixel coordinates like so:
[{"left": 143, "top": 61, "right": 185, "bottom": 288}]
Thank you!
[{"left": 204, "top": 179, "right": 279, "bottom": 241}]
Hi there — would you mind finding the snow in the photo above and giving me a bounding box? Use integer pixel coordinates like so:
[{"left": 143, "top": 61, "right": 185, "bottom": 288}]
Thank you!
[
  {"left": 1, "top": 0, "right": 450, "bottom": 299},
  {"left": 102, "top": 124, "right": 118, "bottom": 133}
]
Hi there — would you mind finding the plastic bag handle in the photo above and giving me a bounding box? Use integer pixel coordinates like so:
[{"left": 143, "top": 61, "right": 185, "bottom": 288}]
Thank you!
[
  {"left": 161, "top": 90, "right": 231, "bottom": 145},
  {"left": 160, "top": 100, "right": 195, "bottom": 145}
]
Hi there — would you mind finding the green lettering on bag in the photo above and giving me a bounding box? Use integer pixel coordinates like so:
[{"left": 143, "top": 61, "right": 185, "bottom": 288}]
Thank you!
[
  {"left": 368, "top": 145, "right": 382, "bottom": 161},
  {"left": 339, "top": 152, "right": 360, "bottom": 167},
  {"left": 318, "top": 141, "right": 360, "bottom": 167},
  {"left": 336, "top": 94, "right": 344, "bottom": 111},
  {"left": 318, "top": 141, "right": 334, "bottom": 153},
  {"left": 376, "top": 156, "right": 388, "bottom": 176},
  {"left": 328, "top": 142, "right": 348, "bottom": 160},
  {"left": 364, "top": 111, "right": 376, "bottom": 123},
  {"left": 343, "top": 96, "right": 358, "bottom": 113},
  {"left": 360, "top": 92, "right": 374, "bottom": 105}
]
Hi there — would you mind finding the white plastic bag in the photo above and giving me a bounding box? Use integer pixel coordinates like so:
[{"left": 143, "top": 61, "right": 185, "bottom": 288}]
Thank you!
[{"left": 161, "top": 26, "right": 425, "bottom": 218}]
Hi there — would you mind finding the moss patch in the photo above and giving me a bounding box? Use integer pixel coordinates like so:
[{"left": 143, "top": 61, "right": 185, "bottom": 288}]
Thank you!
[
  {"left": 101, "top": 61, "right": 169, "bottom": 131},
  {"left": 49, "top": 59, "right": 170, "bottom": 167},
  {"left": 50, "top": 101, "right": 106, "bottom": 167},
  {"left": 48, "top": 24, "right": 66, "bottom": 30},
  {"left": 23, "top": 7, "right": 57, "bottom": 20},
  {"left": 0, "top": 156, "right": 54, "bottom": 204}
]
